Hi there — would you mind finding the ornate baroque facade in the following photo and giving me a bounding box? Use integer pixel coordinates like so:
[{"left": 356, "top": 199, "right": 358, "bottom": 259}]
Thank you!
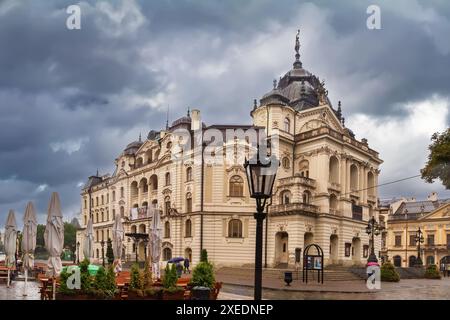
[{"left": 76, "top": 33, "right": 383, "bottom": 267}]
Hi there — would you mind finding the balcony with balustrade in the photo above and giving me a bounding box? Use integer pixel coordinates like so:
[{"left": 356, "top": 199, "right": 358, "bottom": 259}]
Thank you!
[
  {"left": 277, "top": 175, "right": 316, "bottom": 189},
  {"left": 327, "top": 182, "right": 341, "bottom": 193},
  {"left": 269, "top": 202, "right": 319, "bottom": 217}
]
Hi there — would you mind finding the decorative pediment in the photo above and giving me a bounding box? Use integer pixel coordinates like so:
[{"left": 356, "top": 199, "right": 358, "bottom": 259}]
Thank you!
[
  {"left": 162, "top": 188, "right": 172, "bottom": 196},
  {"left": 162, "top": 241, "right": 173, "bottom": 249},
  {"left": 118, "top": 200, "right": 126, "bottom": 206},
  {"left": 226, "top": 165, "right": 245, "bottom": 174},
  {"left": 117, "top": 168, "right": 128, "bottom": 178},
  {"left": 420, "top": 203, "right": 450, "bottom": 220}
]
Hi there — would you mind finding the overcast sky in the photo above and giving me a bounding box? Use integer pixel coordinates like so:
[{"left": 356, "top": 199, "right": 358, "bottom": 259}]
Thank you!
[{"left": 0, "top": 0, "right": 449, "bottom": 227}]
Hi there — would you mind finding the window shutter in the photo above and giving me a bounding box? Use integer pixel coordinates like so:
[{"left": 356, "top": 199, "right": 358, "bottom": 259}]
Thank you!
[
  {"left": 244, "top": 218, "right": 249, "bottom": 238},
  {"left": 222, "top": 218, "right": 227, "bottom": 237}
]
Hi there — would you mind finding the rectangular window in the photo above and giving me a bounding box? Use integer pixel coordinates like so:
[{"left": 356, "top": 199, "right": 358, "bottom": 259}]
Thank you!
[
  {"left": 447, "top": 234, "right": 450, "bottom": 248},
  {"left": 427, "top": 234, "right": 435, "bottom": 246},
  {"left": 409, "top": 235, "right": 416, "bottom": 246},
  {"left": 345, "top": 243, "right": 351, "bottom": 257},
  {"left": 363, "top": 245, "right": 369, "bottom": 258},
  {"left": 395, "top": 235, "right": 402, "bottom": 247}
]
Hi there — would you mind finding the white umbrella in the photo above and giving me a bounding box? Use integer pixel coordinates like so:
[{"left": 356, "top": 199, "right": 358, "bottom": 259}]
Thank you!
[
  {"left": 83, "top": 217, "right": 94, "bottom": 262},
  {"left": 22, "top": 202, "right": 37, "bottom": 296},
  {"left": 4, "top": 210, "right": 17, "bottom": 288},
  {"left": 149, "top": 207, "right": 162, "bottom": 279},
  {"left": 112, "top": 213, "right": 124, "bottom": 273},
  {"left": 44, "top": 192, "right": 64, "bottom": 300}
]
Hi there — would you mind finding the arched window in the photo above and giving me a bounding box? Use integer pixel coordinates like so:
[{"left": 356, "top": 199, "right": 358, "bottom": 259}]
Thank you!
[
  {"left": 84, "top": 215, "right": 87, "bottom": 225},
  {"left": 165, "top": 172, "right": 171, "bottom": 186},
  {"left": 96, "top": 230, "right": 99, "bottom": 242},
  {"left": 186, "top": 193, "right": 192, "bottom": 213},
  {"left": 96, "top": 212, "right": 99, "bottom": 223},
  {"left": 299, "top": 160, "right": 309, "bottom": 178},
  {"left": 426, "top": 256, "right": 435, "bottom": 266},
  {"left": 284, "top": 117, "right": 290, "bottom": 133},
  {"left": 112, "top": 191, "right": 116, "bottom": 202},
  {"left": 131, "top": 181, "right": 138, "bottom": 199},
  {"left": 164, "top": 221, "right": 170, "bottom": 238},
  {"left": 164, "top": 196, "right": 171, "bottom": 215},
  {"left": 282, "top": 157, "right": 290, "bottom": 169},
  {"left": 131, "top": 225, "right": 137, "bottom": 233},
  {"left": 101, "top": 195, "right": 104, "bottom": 205},
  {"left": 350, "top": 164, "right": 358, "bottom": 191},
  {"left": 280, "top": 190, "right": 291, "bottom": 205},
  {"left": 228, "top": 219, "right": 243, "bottom": 238},
  {"left": 146, "top": 150, "right": 153, "bottom": 164},
  {"left": 96, "top": 197, "right": 99, "bottom": 206},
  {"left": 140, "top": 178, "right": 148, "bottom": 193},
  {"left": 329, "top": 194, "right": 338, "bottom": 213},
  {"left": 101, "top": 211, "right": 104, "bottom": 222},
  {"left": 185, "top": 219, "right": 192, "bottom": 238},
  {"left": 101, "top": 229, "right": 104, "bottom": 241},
  {"left": 163, "top": 247, "right": 172, "bottom": 261},
  {"left": 136, "top": 157, "right": 143, "bottom": 167},
  {"left": 186, "top": 167, "right": 193, "bottom": 181},
  {"left": 150, "top": 174, "right": 158, "bottom": 191},
  {"left": 107, "top": 193, "right": 109, "bottom": 203},
  {"left": 139, "top": 224, "right": 146, "bottom": 233},
  {"left": 393, "top": 255, "right": 402, "bottom": 267},
  {"left": 303, "top": 191, "right": 311, "bottom": 204},
  {"left": 120, "top": 187, "right": 124, "bottom": 198},
  {"left": 96, "top": 249, "right": 99, "bottom": 259},
  {"left": 229, "top": 175, "right": 244, "bottom": 197},
  {"left": 120, "top": 206, "right": 125, "bottom": 218},
  {"left": 329, "top": 156, "right": 339, "bottom": 183}
]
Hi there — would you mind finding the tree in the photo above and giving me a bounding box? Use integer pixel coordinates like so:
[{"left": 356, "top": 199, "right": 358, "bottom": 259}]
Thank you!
[
  {"left": 106, "top": 238, "right": 114, "bottom": 264},
  {"left": 421, "top": 128, "right": 450, "bottom": 189},
  {"left": 64, "top": 222, "right": 77, "bottom": 249},
  {"left": 36, "top": 224, "right": 46, "bottom": 247}
]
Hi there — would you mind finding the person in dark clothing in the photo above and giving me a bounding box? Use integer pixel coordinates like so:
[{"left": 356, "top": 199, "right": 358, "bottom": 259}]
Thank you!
[
  {"left": 184, "top": 258, "right": 190, "bottom": 274},
  {"left": 176, "top": 262, "right": 183, "bottom": 278}
]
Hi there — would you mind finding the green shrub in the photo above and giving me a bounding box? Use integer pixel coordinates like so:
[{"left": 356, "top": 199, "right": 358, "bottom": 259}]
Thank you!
[
  {"left": 57, "top": 268, "right": 77, "bottom": 296},
  {"left": 142, "top": 259, "right": 153, "bottom": 289},
  {"left": 106, "top": 238, "right": 114, "bottom": 264},
  {"left": 424, "top": 264, "right": 441, "bottom": 279},
  {"left": 381, "top": 262, "right": 400, "bottom": 282},
  {"left": 162, "top": 264, "right": 178, "bottom": 290},
  {"left": 200, "top": 249, "right": 208, "bottom": 263},
  {"left": 130, "top": 263, "right": 141, "bottom": 290},
  {"left": 79, "top": 259, "right": 93, "bottom": 293},
  {"left": 190, "top": 261, "right": 215, "bottom": 288}
]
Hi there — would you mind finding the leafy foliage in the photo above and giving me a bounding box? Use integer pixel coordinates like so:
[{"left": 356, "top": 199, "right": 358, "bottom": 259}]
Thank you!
[
  {"left": 79, "top": 258, "right": 93, "bottom": 293},
  {"left": 424, "top": 264, "right": 441, "bottom": 279},
  {"left": 162, "top": 263, "right": 178, "bottom": 290},
  {"left": 130, "top": 263, "right": 141, "bottom": 290},
  {"left": 190, "top": 261, "right": 215, "bottom": 288},
  {"left": 64, "top": 222, "right": 77, "bottom": 249},
  {"left": 106, "top": 238, "right": 114, "bottom": 264},
  {"left": 200, "top": 249, "right": 208, "bottom": 263},
  {"left": 92, "top": 266, "right": 117, "bottom": 298},
  {"left": 142, "top": 259, "right": 153, "bottom": 289},
  {"left": 381, "top": 262, "right": 400, "bottom": 282},
  {"left": 421, "top": 128, "right": 450, "bottom": 189}
]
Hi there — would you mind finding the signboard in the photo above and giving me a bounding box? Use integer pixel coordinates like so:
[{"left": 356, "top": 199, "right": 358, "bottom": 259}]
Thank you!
[{"left": 302, "top": 244, "right": 324, "bottom": 284}]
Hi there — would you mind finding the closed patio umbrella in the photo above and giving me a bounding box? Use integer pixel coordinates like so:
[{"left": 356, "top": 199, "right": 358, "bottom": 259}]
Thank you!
[
  {"left": 112, "top": 213, "right": 124, "bottom": 273},
  {"left": 44, "top": 192, "right": 64, "bottom": 299},
  {"left": 4, "top": 210, "right": 17, "bottom": 288},
  {"left": 83, "top": 217, "right": 94, "bottom": 262},
  {"left": 22, "top": 202, "right": 37, "bottom": 296},
  {"left": 149, "top": 207, "right": 162, "bottom": 279}
]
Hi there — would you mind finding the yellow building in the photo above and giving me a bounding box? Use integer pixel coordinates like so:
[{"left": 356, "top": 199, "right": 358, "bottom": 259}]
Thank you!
[
  {"left": 76, "top": 33, "right": 383, "bottom": 268},
  {"left": 384, "top": 193, "right": 450, "bottom": 267}
]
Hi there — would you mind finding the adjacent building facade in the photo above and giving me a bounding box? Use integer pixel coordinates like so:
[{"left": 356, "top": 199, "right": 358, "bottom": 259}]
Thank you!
[
  {"left": 382, "top": 192, "right": 450, "bottom": 267},
  {"left": 76, "top": 33, "right": 383, "bottom": 268}
]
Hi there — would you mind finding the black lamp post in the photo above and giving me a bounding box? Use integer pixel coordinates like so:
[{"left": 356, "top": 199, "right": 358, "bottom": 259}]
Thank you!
[
  {"left": 244, "top": 147, "right": 278, "bottom": 301},
  {"left": 365, "top": 216, "right": 382, "bottom": 263},
  {"left": 414, "top": 228, "right": 424, "bottom": 267},
  {"left": 76, "top": 241, "right": 80, "bottom": 264},
  {"left": 100, "top": 240, "right": 105, "bottom": 267}
]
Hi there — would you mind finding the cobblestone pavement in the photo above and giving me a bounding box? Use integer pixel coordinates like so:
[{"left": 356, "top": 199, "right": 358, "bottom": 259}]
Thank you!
[
  {"left": 0, "top": 281, "right": 41, "bottom": 300},
  {"left": 219, "top": 278, "right": 450, "bottom": 300}
]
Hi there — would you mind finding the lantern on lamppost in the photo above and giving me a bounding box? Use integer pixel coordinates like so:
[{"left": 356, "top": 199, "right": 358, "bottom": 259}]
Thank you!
[
  {"left": 366, "top": 216, "right": 382, "bottom": 264},
  {"left": 414, "top": 228, "right": 424, "bottom": 267},
  {"left": 244, "top": 146, "right": 278, "bottom": 301}
]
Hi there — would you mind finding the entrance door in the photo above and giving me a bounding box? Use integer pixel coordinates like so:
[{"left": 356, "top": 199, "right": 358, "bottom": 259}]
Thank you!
[
  {"left": 275, "top": 232, "right": 289, "bottom": 265},
  {"left": 330, "top": 235, "right": 339, "bottom": 264},
  {"left": 409, "top": 255, "right": 417, "bottom": 267}
]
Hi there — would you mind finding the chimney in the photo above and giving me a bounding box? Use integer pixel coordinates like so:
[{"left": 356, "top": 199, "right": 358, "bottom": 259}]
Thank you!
[
  {"left": 427, "top": 192, "right": 438, "bottom": 201},
  {"left": 191, "top": 109, "right": 201, "bottom": 131}
]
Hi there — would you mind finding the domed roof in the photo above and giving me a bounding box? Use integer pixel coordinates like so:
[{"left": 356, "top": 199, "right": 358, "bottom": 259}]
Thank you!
[
  {"left": 260, "top": 80, "right": 290, "bottom": 105},
  {"left": 258, "top": 30, "right": 331, "bottom": 112},
  {"left": 171, "top": 115, "right": 191, "bottom": 127},
  {"left": 124, "top": 136, "right": 143, "bottom": 155}
]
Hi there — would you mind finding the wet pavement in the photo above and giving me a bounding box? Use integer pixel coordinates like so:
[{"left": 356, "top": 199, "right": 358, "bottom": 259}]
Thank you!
[
  {"left": 221, "top": 278, "right": 450, "bottom": 300},
  {"left": 0, "top": 280, "right": 41, "bottom": 300}
]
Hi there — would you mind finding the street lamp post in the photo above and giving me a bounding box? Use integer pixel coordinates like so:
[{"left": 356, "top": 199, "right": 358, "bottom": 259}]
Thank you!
[
  {"left": 414, "top": 228, "right": 424, "bottom": 267},
  {"left": 76, "top": 241, "right": 80, "bottom": 264},
  {"left": 244, "top": 147, "right": 278, "bottom": 301},
  {"left": 100, "top": 240, "right": 105, "bottom": 267},
  {"left": 365, "top": 216, "right": 382, "bottom": 263}
]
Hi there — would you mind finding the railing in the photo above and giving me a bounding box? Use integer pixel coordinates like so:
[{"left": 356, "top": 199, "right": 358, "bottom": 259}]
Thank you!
[
  {"left": 269, "top": 202, "right": 319, "bottom": 216},
  {"left": 327, "top": 182, "right": 341, "bottom": 192},
  {"left": 277, "top": 176, "right": 316, "bottom": 189},
  {"left": 295, "top": 127, "right": 380, "bottom": 158}
]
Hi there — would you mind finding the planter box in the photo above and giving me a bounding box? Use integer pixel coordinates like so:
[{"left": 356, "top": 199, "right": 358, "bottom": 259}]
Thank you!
[
  {"left": 162, "top": 290, "right": 185, "bottom": 300},
  {"left": 128, "top": 290, "right": 162, "bottom": 300},
  {"left": 55, "top": 293, "right": 90, "bottom": 300}
]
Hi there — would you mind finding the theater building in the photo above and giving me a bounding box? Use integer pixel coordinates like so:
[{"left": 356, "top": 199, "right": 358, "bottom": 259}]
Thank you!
[{"left": 77, "top": 33, "right": 383, "bottom": 267}]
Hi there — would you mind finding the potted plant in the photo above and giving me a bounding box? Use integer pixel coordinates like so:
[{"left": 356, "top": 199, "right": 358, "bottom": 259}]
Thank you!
[
  {"left": 190, "top": 250, "right": 215, "bottom": 300},
  {"left": 91, "top": 266, "right": 117, "bottom": 299},
  {"left": 380, "top": 261, "right": 400, "bottom": 282},
  {"left": 127, "top": 262, "right": 162, "bottom": 300},
  {"left": 424, "top": 264, "right": 441, "bottom": 279},
  {"left": 56, "top": 258, "right": 95, "bottom": 300},
  {"left": 128, "top": 263, "right": 143, "bottom": 300},
  {"left": 162, "top": 263, "right": 184, "bottom": 300}
]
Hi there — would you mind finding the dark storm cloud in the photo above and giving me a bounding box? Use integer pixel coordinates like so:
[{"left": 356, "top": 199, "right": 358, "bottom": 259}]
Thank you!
[{"left": 1, "top": 0, "right": 450, "bottom": 226}]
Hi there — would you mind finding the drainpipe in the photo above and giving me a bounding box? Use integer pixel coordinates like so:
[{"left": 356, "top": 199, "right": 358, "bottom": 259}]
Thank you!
[{"left": 200, "top": 141, "right": 205, "bottom": 256}]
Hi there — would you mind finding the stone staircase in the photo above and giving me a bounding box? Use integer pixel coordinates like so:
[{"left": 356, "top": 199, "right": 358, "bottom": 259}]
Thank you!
[{"left": 217, "top": 265, "right": 365, "bottom": 282}]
